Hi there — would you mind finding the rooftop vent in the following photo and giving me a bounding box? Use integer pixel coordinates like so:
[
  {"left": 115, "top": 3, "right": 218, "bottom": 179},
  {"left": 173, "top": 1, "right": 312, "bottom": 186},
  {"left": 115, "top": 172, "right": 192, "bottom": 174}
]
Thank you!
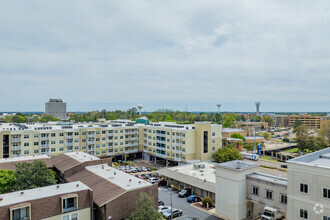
[
  {"left": 20, "top": 192, "right": 24, "bottom": 195},
  {"left": 76, "top": 184, "right": 79, "bottom": 187},
  {"left": 56, "top": 185, "right": 60, "bottom": 189},
  {"left": 0, "top": 197, "right": 3, "bottom": 201}
]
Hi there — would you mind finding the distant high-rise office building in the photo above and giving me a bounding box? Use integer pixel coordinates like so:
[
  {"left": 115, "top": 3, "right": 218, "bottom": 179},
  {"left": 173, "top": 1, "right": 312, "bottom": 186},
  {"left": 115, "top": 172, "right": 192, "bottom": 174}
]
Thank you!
[{"left": 45, "top": 99, "right": 67, "bottom": 120}]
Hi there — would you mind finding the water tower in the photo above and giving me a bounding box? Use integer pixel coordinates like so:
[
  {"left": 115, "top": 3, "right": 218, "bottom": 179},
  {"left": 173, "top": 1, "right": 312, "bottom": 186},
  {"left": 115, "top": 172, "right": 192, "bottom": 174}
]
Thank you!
[
  {"left": 137, "top": 104, "right": 143, "bottom": 116},
  {"left": 216, "top": 104, "right": 221, "bottom": 113},
  {"left": 255, "top": 102, "right": 260, "bottom": 115}
]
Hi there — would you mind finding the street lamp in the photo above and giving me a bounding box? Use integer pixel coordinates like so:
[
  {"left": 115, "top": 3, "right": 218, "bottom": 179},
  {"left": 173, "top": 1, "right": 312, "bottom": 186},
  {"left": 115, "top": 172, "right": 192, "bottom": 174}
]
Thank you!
[
  {"left": 170, "top": 185, "right": 173, "bottom": 219},
  {"left": 253, "top": 102, "right": 260, "bottom": 154}
]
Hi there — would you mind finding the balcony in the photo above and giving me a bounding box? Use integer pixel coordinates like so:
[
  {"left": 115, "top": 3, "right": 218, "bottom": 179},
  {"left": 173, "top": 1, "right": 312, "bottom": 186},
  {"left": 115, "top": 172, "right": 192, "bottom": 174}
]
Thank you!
[
  {"left": 12, "top": 154, "right": 21, "bottom": 157},
  {"left": 125, "top": 131, "right": 138, "bottom": 135},
  {"left": 87, "top": 134, "right": 95, "bottom": 138},
  {"left": 65, "top": 149, "right": 74, "bottom": 153},
  {"left": 40, "top": 136, "right": 49, "bottom": 141},
  {"left": 88, "top": 141, "right": 95, "bottom": 145},
  {"left": 88, "top": 148, "right": 95, "bottom": 152},
  {"left": 156, "top": 133, "right": 166, "bottom": 137},
  {"left": 126, "top": 149, "right": 138, "bottom": 154},
  {"left": 143, "top": 149, "right": 148, "bottom": 153},
  {"left": 173, "top": 135, "right": 181, "bottom": 139},
  {"left": 11, "top": 138, "right": 21, "bottom": 142},
  {"left": 41, "top": 144, "right": 49, "bottom": 148},
  {"left": 156, "top": 140, "right": 166, "bottom": 144},
  {"left": 126, "top": 137, "right": 138, "bottom": 141},
  {"left": 65, "top": 135, "right": 73, "bottom": 139},
  {"left": 107, "top": 152, "right": 115, "bottom": 156},
  {"left": 174, "top": 142, "right": 182, "bottom": 147},
  {"left": 143, "top": 137, "right": 147, "bottom": 141},
  {"left": 11, "top": 146, "right": 21, "bottom": 151},
  {"left": 174, "top": 150, "right": 181, "bottom": 155},
  {"left": 156, "top": 153, "right": 166, "bottom": 158},
  {"left": 107, "top": 139, "right": 114, "bottom": 143},
  {"left": 126, "top": 143, "right": 138, "bottom": 147},
  {"left": 41, "top": 152, "right": 49, "bottom": 155},
  {"left": 107, "top": 145, "right": 114, "bottom": 149},
  {"left": 107, "top": 133, "right": 114, "bottom": 137},
  {"left": 65, "top": 142, "right": 73, "bottom": 146}
]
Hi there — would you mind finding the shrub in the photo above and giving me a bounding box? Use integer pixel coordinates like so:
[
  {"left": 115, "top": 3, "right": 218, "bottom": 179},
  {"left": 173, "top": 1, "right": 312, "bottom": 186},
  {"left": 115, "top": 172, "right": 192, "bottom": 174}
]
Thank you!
[
  {"left": 151, "top": 167, "right": 158, "bottom": 171},
  {"left": 202, "top": 197, "right": 213, "bottom": 208}
]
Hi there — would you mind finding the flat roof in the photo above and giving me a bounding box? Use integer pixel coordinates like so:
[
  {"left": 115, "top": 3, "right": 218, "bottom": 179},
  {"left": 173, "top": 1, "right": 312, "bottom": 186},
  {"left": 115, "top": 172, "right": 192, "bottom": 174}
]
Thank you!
[
  {"left": 86, "top": 164, "right": 151, "bottom": 191},
  {"left": 0, "top": 181, "right": 89, "bottom": 207},
  {"left": 247, "top": 172, "right": 287, "bottom": 186},
  {"left": 222, "top": 128, "right": 245, "bottom": 133},
  {"left": 216, "top": 160, "right": 259, "bottom": 171},
  {"left": 288, "top": 148, "right": 330, "bottom": 169},
  {"left": 0, "top": 155, "right": 49, "bottom": 163},
  {"left": 65, "top": 152, "right": 100, "bottom": 162}
]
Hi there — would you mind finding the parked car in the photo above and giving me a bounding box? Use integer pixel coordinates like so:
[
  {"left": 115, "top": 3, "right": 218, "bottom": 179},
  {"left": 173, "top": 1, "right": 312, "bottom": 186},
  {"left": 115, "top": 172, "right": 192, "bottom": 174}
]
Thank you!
[
  {"left": 178, "top": 188, "right": 192, "bottom": 198},
  {"left": 158, "top": 200, "right": 164, "bottom": 206},
  {"left": 280, "top": 164, "right": 288, "bottom": 169},
  {"left": 135, "top": 175, "right": 143, "bottom": 179},
  {"left": 148, "top": 177, "right": 159, "bottom": 184},
  {"left": 137, "top": 167, "right": 143, "bottom": 172},
  {"left": 130, "top": 168, "right": 138, "bottom": 173},
  {"left": 187, "top": 195, "right": 202, "bottom": 203},
  {"left": 163, "top": 209, "right": 183, "bottom": 219},
  {"left": 146, "top": 167, "right": 152, "bottom": 171},
  {"left": 141, "top": 167, "right": 148, "bottom": 172},
  {"left": 125, "top": 168, "right": 132, "bottom": 173},
  {"left": 158, "top": 205, "right": 170, "bottom": 213}
]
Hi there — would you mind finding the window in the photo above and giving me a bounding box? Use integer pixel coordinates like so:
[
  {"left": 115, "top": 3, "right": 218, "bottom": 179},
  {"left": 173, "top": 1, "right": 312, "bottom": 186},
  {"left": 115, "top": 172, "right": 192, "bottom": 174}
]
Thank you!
[
  {"left": 265, "top": 190, "right": 273, "bottom": 199},
  {"left": 252, "top": 186, "right": 259, "bottom": 195},
  {"left": 12, "top": 206, "right": 30, "bottom": 220},
  {"left": 34, "top": 149, "right": 39, "bottom": 154},
  {"left": 280, "top": 194, "right": 287, "bottom": 204},
  {"left": 59, "top": 147, "right": 64, "bottom": 151},
  {"left": 34, "top": 142, "right": 39, "bottom": 146},
  {"left": 75, "top": 146, "right": 79, "bottom": 150},
  {"left": 59, "top": 140, "right": 64, "bottom": 144},
  {"left": 24, "top": 150, "right": 29, "bottom": 155},
  {"left": 299, "top": 209, "right": 308, "bottom": 219},
  {"left": 96, "top": 151, "right": 100, "bottom": 155},
  {"left": 96, "top": 138, "right": 100, "bottom": 141},
  {"left": 24, "top": 142, "right": 29, "bottom": 147},
  {"left": 63, "top": 213, "right": 78, "bottom": 220},
  {"left": 182, "top": 141, "right": 185, "bottom": 144},
  {"left": 96, "top": 131, "right": 100, "bottom": 134},
  {"left": 75, "top": 139, "right": 79, "bottom": 143},
  {"left": 120, "top": 136, "right": 123, "bottom": 139},
  {"left": 51, "top": 148, "right": 56, "bottom": 152},
  {"left": 74, "top": 132, "right": 79, "bottom": 136},
  {"left": 82, "top": 145, "right": 86, "bottom": 149},
  {"left": 182, "top": 133, "right": 185, "bottom": 137},
  {"left": 102, "top": 130, "right": 106, "bottom": 134},
  {"left": 34, "top": 134, "right": 39, "bottom": 138},
  {"left": 203, "top": 131, "right": 208, "bottom": 153},
  {"left": 24, "top": 134, "right": 29, "bottom": 139},
  {"left": 62, "top": 197, "right": 77, "bottom": 212},
  {"left": 96, "top": 144, "right": 100, "bottom": 148},
  {"left": 59, "top": 133, "right": 64, "bottom": 136},
  {"left": 82, "top": 139, "right": 86, "bottom": 142},
  {"left": 323, "top": 216, "right": 330, "bottom": 220},
  {"left": 323, "top": 188, "right": 330, "bottom": 199},
  {"left": 212, "top": 139, "right": 215, "bottom": 143},
  {"left": 212, "top": 132, "right": 215, "bottom": 136},
  {"left": 212, "top": 146, "right": 215, "bottom": 150},
  {"left": 300, "top": 183, "right": 309, "bottom": 194},
  {"left": 51, "top": 140, "right": 56, "bottom": 144},
  {"left": 82, "top": 132, "right": 86, "bottom": 135},
  {"left": 51, "top": 133, "right": 56, "bottom": 137}
]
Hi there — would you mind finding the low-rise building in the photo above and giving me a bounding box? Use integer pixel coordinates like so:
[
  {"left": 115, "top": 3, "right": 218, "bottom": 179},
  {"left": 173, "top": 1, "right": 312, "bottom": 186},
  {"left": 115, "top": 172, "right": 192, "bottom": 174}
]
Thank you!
[
  {"left": 66, "top": 163, "right": 158, "bottom": 220},
  {"left": 288, "top": 114, "right": 321, "bottom": 129},
  {"left": 0, "top": 181, "right": 93, "bottom": 220},
  {"left": 0, "top": 154, "right": 53, "bottom": 171}
]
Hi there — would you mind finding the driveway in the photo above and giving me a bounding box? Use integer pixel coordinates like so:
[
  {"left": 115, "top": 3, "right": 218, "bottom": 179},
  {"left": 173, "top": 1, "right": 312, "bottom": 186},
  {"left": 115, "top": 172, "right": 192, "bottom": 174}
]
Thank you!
[{"left": 158, "top": 186, "right": 222, "bottom": 220}]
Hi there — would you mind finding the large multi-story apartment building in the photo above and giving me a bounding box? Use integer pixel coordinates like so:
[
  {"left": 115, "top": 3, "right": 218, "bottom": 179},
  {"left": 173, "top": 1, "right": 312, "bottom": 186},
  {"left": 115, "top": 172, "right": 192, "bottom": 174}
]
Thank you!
[
  {"left": 270, "top": 114, "right": 290, "bottom": 127},
  {"left": 288, "top": 114, "right": 322, "bottom": 129},
  {"left": 45, "top": 99, "right": 67, "bottom": 120},
  {"left": 0, "top": 120, "right": 222, "bottom": 164}
]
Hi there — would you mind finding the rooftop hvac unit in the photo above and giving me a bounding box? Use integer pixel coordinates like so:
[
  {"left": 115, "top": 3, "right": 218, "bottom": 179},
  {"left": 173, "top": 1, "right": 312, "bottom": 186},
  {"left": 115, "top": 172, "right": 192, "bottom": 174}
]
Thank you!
[
  {"left": 193, "top": 164, "right": 200, "bottom": 169},
  {"left": 199, "top": 164, "right": 205, "bottom": 169}
]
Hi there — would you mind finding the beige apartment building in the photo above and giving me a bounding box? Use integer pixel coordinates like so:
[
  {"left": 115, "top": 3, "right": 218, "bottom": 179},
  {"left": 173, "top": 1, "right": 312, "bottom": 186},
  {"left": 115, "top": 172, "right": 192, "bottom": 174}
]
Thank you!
[
  {"left": 0, "top": 120, "right": 222, "bottom": 164},
  {"left": 288, "top": 114, "right": 322, "bottom": 129}
]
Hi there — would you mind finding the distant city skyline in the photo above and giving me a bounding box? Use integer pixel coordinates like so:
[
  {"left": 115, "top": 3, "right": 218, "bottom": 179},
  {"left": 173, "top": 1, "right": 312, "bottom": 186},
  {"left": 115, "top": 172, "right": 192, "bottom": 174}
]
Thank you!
[{"left": 0, "top": 1, "right": 329, "bottom": 112}]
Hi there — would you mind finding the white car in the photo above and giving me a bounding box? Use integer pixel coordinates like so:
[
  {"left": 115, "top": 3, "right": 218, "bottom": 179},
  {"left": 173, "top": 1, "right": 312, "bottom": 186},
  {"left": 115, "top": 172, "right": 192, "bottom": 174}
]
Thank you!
[
  {"left": 141, "top": 167, "right": 148, "bottom": 172},
  {"left": 148, "top": 177, "right": 158, "bottom": 184},
  {"left": 158, "top": 206, "right": 171, "bottom": 214}
]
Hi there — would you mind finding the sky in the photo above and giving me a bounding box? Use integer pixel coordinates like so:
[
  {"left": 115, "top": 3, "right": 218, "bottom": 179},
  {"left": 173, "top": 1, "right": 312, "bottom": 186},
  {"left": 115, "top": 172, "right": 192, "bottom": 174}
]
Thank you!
[{"left": 0, "top": 0, "right": 329, "bottom": 113}]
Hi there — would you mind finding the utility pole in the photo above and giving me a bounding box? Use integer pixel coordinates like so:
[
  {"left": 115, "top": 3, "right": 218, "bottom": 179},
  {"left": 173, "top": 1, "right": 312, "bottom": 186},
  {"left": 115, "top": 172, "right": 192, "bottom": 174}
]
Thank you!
[
  {"left": 253, "top": 102, "right": 260, "bottom": 154},
  {"left": 170, "top": 185, "right": 173, "bottom": 219}
]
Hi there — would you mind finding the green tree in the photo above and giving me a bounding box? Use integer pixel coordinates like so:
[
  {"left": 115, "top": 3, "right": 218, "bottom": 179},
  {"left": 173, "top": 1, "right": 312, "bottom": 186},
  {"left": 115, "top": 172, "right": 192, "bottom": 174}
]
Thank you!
[
  {"left": 126, "top": 192, "right": 162, "bottom": 220},
  {"left": 259, "top": 132, "right": 271, "bottom": 140},
  {"left": 243, "top": 143, "right": 254, "bottom": 152},
  {"left": 230, "top": 133, "right": 246, "bottom": 141},
  {"left": 12, "top": 113, "right": 28, "bottom": 123},
  {"left": 262, "top": 115, "right": 274, "bottom": 126},
  {"left": 40, "top": 114, "right": 60, "bottom": 122},
  {"left": 212, "top": 147, "right": 243, "bottom": 163},
  {"left": 14, "top": 160, "right": 56, "bottom": 191},
  {"left": 223, "top": 115, "right": 236, "bottom": 128},
  {"left": 294, "top": 124, "right": 308, "bottom": 137},
  {"left": 318, "top": 121, "right": 330, "bottom": 144},
  {"left": 0, "top": 170, "right": 16, "bottom": 194},
  {"left": 293, "top": 120, "right": 303, "bottom": 129}
]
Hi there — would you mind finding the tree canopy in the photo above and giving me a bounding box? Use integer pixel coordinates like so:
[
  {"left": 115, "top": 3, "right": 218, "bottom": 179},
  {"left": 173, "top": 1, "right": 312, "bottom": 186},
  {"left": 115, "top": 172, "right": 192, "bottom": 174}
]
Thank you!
[
  {"left": 295, "top": 125, "right": 329, "bottom": 152},
  {"left": 0, "top": 170, "right": 16, "bottom": 194},
  {"left": 230, "top": 133, "right": 246, "bottom": 141},
  {"left": 212, "top": 147, "right": 243, "bottom": 163},
  {"left": 126, "top": 192, "right": 162, "bottom": 220}
]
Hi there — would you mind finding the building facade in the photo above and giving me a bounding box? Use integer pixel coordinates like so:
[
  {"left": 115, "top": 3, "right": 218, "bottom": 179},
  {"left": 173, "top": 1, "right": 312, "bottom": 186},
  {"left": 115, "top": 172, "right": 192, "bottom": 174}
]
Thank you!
[
  {"left": 270, "top": 115, "right": 289, "bottom": 127},
  {"left": 45, "top": 99, "right": 67, "bottom": 120},
  {"left": 288, "top": 114, "right": 321, "bottom": 129},
  {"left": 0, "top": 120, "right": 222, "bottom": 164}
]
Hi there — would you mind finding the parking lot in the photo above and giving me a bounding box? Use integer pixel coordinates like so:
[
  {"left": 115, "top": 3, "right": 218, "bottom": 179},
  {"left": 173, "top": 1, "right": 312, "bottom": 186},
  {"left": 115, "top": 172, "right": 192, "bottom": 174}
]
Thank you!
[{"left": 158, "top": 186, "right": 222, "bottom": 220}]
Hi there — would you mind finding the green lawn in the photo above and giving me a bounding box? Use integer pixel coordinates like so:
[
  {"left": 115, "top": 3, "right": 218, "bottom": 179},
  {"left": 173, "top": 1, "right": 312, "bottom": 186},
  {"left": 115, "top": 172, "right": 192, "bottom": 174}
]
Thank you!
[
  {"left": 259, "top": 155, "right": 278, "bottom": 162},
  {"left": 282, "top": 148, "right": 299, "bottom": 153}
]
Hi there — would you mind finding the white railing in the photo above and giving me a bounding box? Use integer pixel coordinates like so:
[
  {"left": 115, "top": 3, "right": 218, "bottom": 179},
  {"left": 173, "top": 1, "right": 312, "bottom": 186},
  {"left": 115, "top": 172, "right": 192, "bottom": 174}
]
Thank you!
[
  {"left": 11, "top": 138, "right": 21, "bottom": 142},
  {"left": 107, "top": 133, "right": 114, "bottom": 137},
  {"left": 41, "top": 152, "right": 49, "bottom": 155},
  {"left": 156, "top": 133, "right": 166, "bottom": 137},
  {"left": 156, "top": 153, "right": 166, "bottom": 158},
  {"left": 87, "top": 148, "right": 95, "bottom": 152},
  {"left": 40, "top": 136, "right": 50, "bottom": 141},
  {"left": 11, "top": 146, "right": 21, "bottom": 151},
  {"left": 87, "top": 134, "right": 95, "bottom": 138},
  {"left": 174, "top": 157, "right": 181, "bottom": 161},
  {"left": 88, "top": 141, "right": 95, "bottom": 145},
  {"left": 65, "top": 135, "right": 73, "bottom": 139},
  {"left": 41, "top": 144, "right": 49, "bottom": 148},
  {"left": 65, "top": 142, "right": 73, "bottom": 146}
]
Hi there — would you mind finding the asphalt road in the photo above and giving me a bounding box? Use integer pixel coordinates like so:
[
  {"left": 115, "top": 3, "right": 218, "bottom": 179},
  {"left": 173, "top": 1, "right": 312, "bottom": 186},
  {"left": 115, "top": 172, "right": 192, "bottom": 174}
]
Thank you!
[{"left": 158, "top": 186, "right": 222, "bottom": 220}]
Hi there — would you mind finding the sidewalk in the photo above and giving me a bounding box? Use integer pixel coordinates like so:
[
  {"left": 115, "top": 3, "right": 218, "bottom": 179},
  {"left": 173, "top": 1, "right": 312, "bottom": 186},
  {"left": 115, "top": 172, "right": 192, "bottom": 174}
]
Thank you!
[{"left": 191, "top": 203, "right": 225, "bottom": 220}]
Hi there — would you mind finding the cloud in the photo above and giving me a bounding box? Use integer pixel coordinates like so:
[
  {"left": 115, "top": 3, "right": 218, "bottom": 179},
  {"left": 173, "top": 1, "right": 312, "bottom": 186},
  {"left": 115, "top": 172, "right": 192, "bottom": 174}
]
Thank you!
[{"left": 0, "top": 0, "right": 329, "bottom": 112}]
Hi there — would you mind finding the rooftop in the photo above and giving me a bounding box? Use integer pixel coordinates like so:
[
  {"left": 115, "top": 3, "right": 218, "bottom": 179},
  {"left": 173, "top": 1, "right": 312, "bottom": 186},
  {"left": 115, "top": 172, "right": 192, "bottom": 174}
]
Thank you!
[
  {"left": 0, "top": 181, "right": 89, "bottom": 207},
  {"left": 216, "top": 160, "right": 259, "bottom": 171},
  {"left": 0, "top": 155, "right": 49, "bottom": 163},
  {"left": 222, "top": 128, "right": 245, "bottom": 133},
  {"left": 247, "top": 172, "right": 287, "bottom": 186},
  {"left": 86, "top": 164, "right": 151, "bottom": 191},
  {"left": 65, "top": 152, "right": 100, "bottom": 163},
  {"left": 158, "top": 162, "right": 216, "bottom": 183},
  {"left": 288, "top": 148, "right": 330, "bottom": 169}
]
